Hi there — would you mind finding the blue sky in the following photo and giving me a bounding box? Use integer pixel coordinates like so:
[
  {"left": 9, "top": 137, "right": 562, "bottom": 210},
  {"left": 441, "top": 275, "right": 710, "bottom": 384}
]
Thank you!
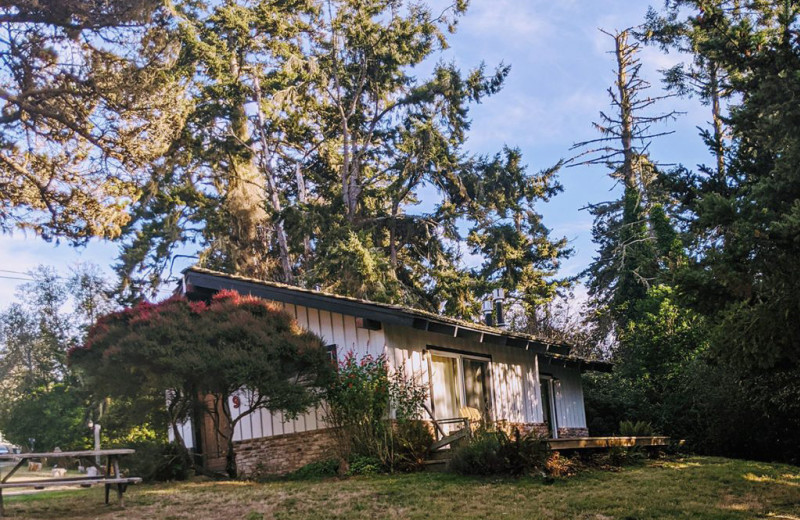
[{"left": 0, "top": 0, "right": 712, "bottom": 308}]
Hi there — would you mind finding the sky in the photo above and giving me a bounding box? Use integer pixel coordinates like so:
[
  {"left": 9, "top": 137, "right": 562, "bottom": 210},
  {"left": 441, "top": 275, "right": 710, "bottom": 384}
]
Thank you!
[{"left": 0, "top": 0, "right": 713, "bottom": 309}]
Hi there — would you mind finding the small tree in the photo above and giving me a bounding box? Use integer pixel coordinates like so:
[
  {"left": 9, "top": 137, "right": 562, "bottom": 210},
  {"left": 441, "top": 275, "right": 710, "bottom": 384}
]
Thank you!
[{"left": 70, "top": 290, "right": 334, "bottom": 477}]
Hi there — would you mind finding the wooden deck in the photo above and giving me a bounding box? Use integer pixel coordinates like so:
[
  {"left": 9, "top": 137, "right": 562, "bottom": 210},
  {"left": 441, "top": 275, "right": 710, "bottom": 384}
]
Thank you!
[{"left": 547, "top": 436, "right": 671, "bottom": 450}]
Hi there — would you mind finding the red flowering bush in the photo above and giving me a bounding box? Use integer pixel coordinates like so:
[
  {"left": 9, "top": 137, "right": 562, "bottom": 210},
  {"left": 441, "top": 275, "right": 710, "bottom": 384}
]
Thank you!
[{"left": 70, "top": 291, "right": 333, "bottom": 477}]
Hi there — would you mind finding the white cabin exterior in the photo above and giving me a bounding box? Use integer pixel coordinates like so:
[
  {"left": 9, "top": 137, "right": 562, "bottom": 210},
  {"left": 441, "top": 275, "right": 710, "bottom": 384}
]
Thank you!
[{"left": 180, "top": 268, "right": 608, "bottom": 474}]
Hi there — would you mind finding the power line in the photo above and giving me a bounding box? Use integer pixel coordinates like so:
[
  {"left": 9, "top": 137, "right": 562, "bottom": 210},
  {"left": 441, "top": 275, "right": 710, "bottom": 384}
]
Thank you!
[
  {"left": 0, "top": 269, "right": 30, "bottom": 275},
  {"left": 0, "top": 275, "right": 33, "bottom": 281}
]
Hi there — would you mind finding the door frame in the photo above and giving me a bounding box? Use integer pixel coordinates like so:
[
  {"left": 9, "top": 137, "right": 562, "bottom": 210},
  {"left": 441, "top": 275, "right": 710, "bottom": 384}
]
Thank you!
[
  {"left": 424, "top": 346, "right": 494, "bottom": 422},
  {"left": 539, "top": 374, "right": 559, "bottom": 439}
]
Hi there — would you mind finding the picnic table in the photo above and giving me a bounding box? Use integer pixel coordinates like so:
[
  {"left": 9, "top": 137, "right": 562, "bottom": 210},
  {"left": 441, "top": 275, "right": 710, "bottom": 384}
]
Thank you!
[{"left": 0, "top": 449, "right": 142, "bottom": 517}]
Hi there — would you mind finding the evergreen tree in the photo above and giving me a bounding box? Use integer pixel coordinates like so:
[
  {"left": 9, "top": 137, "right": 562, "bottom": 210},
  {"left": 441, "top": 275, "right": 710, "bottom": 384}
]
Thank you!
[
  {"left": 117, "top": 0, "right": 571, "bottom": 321},
  {"left": 572, "top": 28, "right": 680, "bottom": 337},
  {"left": 0, "top": 0, "right": 188, "bottom": 242},
  {"left": 653, "top": 0, "right": 800, "bottom": 371}
]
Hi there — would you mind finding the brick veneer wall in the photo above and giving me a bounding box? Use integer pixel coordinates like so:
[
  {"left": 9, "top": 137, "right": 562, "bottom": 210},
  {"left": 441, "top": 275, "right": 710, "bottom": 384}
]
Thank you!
[
  {"left": 234, "top": 428, "right": 338, "bottom": 477},
  {"left": 496, "top": 421, "right": 589, "bottom": 439},
  {"left": 234, "top": 422, "right": 591, "bottom": 477},
  {"left": 557, "top": 427, "right": 589, "bottom": 438},
  {"left": 495, "top": 420, "right": 550, "bottom": 438}
]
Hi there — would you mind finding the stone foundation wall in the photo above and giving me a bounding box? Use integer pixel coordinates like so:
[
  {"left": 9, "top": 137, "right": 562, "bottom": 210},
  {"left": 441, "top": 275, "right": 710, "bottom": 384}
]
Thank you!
[
  {"left": 496, "top": 421, "right": 589, "bottom": 439},
  {"left": 234, "top": 428, "right": 338, "bottom": 477},
  {"left": 557, "top": 427, "right": 589, "bottom": 438},
  {"left": 234, "top": 422, "right": 591, "bottom": 477},
  {"left": 495, "top": 421, "right": 550, "bottom": 438}
]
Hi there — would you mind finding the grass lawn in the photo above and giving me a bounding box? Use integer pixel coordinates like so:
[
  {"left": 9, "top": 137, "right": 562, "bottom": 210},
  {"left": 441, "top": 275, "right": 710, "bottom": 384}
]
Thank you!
[{"left": 2, "top": 456, "right": 798, "bottom": 519}]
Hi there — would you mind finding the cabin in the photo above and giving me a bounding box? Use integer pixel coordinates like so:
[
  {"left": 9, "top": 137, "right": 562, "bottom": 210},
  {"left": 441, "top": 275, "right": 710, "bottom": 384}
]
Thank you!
[{"left": 176, "top": 267, "right": 611, "bottom": 475}]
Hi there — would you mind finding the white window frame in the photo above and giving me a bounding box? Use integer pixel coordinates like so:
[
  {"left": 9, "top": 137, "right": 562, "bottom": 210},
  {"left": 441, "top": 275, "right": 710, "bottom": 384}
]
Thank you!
[{"left": 426, "top": 348, "right": 494, "bottom": 421}]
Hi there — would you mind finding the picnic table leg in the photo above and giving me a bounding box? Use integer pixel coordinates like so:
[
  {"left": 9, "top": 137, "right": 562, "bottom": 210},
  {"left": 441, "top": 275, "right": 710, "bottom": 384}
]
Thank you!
[
  {"left": 104, "top": 456, "right": 112, "bottom": 505},
  {"left": 1, "top": 486, "right": 5, "bottom": 517},
  {"left": 1, "top": 458, "right": 26, "bottom": 484},
  {"left": 112, "top": 456, "right": 126, "bottom": 508}
]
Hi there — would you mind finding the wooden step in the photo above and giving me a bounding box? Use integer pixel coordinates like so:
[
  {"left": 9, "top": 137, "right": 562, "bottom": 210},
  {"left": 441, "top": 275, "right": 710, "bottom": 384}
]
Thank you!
[{"left": 430, "top": 429, "right": 468, "bottom": 451}]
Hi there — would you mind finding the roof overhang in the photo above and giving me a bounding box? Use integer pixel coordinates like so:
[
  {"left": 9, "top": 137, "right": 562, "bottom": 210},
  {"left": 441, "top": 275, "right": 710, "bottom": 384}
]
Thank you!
[{"left": 181, "top": 267, "right": 612, "bottom": 372}]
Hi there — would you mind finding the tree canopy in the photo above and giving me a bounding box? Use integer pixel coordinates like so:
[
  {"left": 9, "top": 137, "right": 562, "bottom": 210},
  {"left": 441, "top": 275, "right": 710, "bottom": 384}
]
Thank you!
[
  {"left": 112, "top": 0, "right": 570, "bottom": 322},
  {"left": 0, "top": 0, "right": 187, "bottom": 241}
]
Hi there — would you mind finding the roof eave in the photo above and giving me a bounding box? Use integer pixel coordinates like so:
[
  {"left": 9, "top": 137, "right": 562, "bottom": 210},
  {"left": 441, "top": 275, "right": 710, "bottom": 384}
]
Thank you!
[{"left": 182, "top": 267, "right": 605, "bottom": 367}]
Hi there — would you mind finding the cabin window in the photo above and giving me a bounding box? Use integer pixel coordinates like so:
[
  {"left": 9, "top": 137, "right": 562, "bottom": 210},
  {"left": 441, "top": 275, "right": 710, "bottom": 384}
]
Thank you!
[
  {"left": 427, "top": 348, "right": 492, "bottom": 422},
  {"left": 430, "top": 354, "right": 462, "bottom": 420},
  {"left": 326, "top": 344, "right": 338, "bottom": 364}
]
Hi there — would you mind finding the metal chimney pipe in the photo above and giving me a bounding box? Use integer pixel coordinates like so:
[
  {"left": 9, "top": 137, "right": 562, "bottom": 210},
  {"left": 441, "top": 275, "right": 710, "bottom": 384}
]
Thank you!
[
  {"left": 492, "top": 288, "right": 505, "bottom": 327},
  {"left": 482, "top": 299, "right": 493, "bottom": 327}
]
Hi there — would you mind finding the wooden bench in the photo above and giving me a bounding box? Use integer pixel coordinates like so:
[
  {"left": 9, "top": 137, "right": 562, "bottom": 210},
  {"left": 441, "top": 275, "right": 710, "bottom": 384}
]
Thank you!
[{"left": 0, "top": 449, "right": 141, "bottom": 517}]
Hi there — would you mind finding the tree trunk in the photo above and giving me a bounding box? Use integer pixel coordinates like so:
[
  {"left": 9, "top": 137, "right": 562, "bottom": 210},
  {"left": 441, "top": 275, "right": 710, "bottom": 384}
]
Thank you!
[
  {"left": 251, "top": 72, "right": 293, "bottom": 283},
  {"left": 220, "top": 395, "right": 237, "bottom": 478},
  {"left": 295, "top": 162, "right": 313, "bottom": 270},
  {"left": 709, "top": 62, "right": 726, "bottom": 183},
  {"left": 614, "top": 30, "right": 636, "bottom": 193},
  {"left": 225, "top": 54, "right": 269, "bottom": 278},
  {"left": 169, "top": 417, "right": 195, "bottom": 473},
  {"left": 389, "top": 200, "right": 399, "bottom": 268}
]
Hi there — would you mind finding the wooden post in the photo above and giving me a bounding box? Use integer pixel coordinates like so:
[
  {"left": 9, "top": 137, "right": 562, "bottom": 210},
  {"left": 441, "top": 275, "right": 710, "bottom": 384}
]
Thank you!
[
  {"left": 104, "top": 456, "right": 112, "bottom": 505},
  {"left": 113, "top": 457, "right": 124, "bottom": 508}
]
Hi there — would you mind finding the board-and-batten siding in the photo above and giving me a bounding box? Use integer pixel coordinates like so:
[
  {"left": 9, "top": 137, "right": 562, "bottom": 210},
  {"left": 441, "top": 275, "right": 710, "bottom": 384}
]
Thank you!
[
  {"left": 384, "top": 324, "right": 586, "bottom": 429},
  {"left": 540, "top": 360, "right": 587, "bottom": 429},
  {"left": 227, "top": 302, "right": 387, "bottom": 443},
  {"left": 227, "top": 305, "right": 586, "bottom": 443}
]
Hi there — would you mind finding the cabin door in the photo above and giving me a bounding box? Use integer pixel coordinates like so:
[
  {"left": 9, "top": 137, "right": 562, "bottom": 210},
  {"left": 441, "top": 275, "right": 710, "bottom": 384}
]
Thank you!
[
  {"left": 540, "top": 377, "right": 558, "bottom": 439},
  {"left": 462, "top": 358, "right": 491, "bottom": 418}
]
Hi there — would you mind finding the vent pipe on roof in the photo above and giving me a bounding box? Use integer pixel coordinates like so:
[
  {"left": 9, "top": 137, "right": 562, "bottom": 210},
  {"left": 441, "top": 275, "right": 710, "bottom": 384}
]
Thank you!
[
  {"left": 492, "top": 288, "right": 506, "bottom": 328},
  {"left": 482, "top": 299, "right": 493, "bottom": 327}
]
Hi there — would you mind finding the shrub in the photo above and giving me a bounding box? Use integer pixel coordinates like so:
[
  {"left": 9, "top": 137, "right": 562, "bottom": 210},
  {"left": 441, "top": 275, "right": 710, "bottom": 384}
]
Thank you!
[
  {"left": 347, "top": 455, "right": 384, "bottom": 476},
  {"left": 324, "top": 351, "right": 427, "bottom": 472},
  {"left": 285, "top": 459, "right": 340, "bottom": 480},
  {"left": 449, "top": 430, "right": 505, "bottom": 476},
  {"left": 544, "top": 452, "right": 580, "bottom": 478},
  {"left": 603, "top": 445, "right": 646, "bottom": 467},
  {"left": 121, "top": 439, "right": 190, "bottom": 482},
  {"left": 498, "top": 428, "right": 550, "bottom": 476},
  {"left": 391, "top": 420, "right": 434, "bottom": 472},
  {"left": 618, "top": 420, "right": 655, "bottom": 436},
  {"left": 449, "top": 427, "right": 549, "bottom": 477}
]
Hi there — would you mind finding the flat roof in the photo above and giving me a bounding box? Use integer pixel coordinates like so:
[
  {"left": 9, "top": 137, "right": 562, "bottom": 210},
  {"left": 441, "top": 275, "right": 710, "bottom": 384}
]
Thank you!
[{"left": 182, "top": 267, "right": 612, "bottom": 373}]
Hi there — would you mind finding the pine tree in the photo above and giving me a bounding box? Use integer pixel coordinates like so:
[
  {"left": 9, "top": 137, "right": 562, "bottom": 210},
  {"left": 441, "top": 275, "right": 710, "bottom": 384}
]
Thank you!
[
  {"left": 572, "top": 28, "right": 680, "bottom": 334},
  {"left": 116, "top": 0, "right": 571, "bottom": 321},
  {"left": 0, "top": 0, "right": 188, "bottom": 242}
]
